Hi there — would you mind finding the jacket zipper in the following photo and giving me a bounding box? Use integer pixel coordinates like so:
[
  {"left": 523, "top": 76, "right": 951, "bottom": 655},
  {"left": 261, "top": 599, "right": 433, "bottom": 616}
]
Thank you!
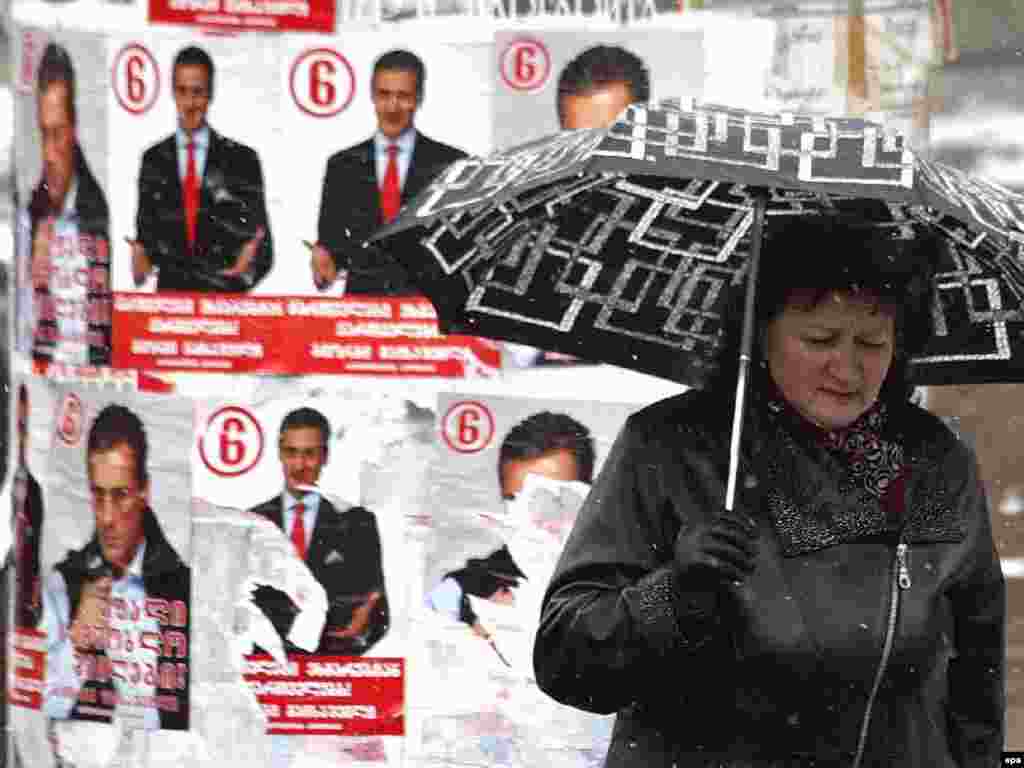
[{"left": 851, "top": 540, "right": 910, "bottom": 768}]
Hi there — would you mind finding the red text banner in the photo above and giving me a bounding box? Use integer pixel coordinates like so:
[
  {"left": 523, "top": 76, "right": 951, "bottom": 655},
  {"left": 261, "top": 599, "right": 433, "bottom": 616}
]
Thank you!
[
  {"left": 148, "top": 0, "right": 335, "bottom": 33},
  {"left": 10, "top": 628, "right": 46, "bottom": 710},
  {"left": 242, "top": 655, "right": 404, "bottom": 736},
  {"left": 112, "top": 294, "right": 501, "bottom": 376}
]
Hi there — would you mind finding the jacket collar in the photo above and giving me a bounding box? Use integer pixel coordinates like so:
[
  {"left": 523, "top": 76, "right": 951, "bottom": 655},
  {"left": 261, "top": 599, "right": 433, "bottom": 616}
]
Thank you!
[
  {"left": 68, "top": 506, "right": 184, "bottom": 582},
  {"left": 744, "top": 379, "right": 966, "bottom": 556}
]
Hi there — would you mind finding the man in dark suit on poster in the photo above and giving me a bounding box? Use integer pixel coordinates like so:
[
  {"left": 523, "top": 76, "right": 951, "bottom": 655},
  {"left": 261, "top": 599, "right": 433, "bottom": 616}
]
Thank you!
[
  {"left": 18, "top": 42, "right": 111, "bottom": 368},
  {"left": 131, "top": 45, "right": 273, "bottom": 293},
  {"left": 43, "top": 405, "right": 191, "bottom": 731},
  {"left": 251, "top": 407, "right": 389, "bottom": 656},
  {"left": 309, "top": 49, "right": 467, "bottom": 296}
]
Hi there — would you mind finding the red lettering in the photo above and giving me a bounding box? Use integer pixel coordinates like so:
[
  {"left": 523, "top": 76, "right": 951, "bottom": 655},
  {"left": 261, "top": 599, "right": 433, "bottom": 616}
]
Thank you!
[
  {"left": 126, "top": 55, "right": 146, "bottom": 104},
  {"left": 309, "top": 59, "right": 336, "bottom": 108},
  {"left": 163, "top": 630, "right": 187, "bottom": 659},
  {"left": 169, "top": 600, "right": 188, "bottom": 628}
]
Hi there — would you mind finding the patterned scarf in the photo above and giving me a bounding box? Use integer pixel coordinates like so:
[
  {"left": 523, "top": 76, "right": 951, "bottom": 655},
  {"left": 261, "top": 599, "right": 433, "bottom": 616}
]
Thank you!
[{"left": 757, "top": 378, "right": 908, "bottom": 555}]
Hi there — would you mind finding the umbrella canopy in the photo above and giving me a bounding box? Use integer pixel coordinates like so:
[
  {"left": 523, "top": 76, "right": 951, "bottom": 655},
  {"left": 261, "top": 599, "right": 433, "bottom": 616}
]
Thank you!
[{"left": 375, "top": 99, "right": 1024, "bottom": 386}]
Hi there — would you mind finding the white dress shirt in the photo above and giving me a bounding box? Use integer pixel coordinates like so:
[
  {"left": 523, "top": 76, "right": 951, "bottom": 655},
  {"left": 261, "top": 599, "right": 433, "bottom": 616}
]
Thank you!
[
  {"left": 373, "top": 128, "right": 416, "bottom": 192},
  {"left": 43, "top": 541, "right": 162, "bottom": 731},
  {"left": 175, "top": 124, "right": 211, "bottom": 181},
  {"left": 282, "top": 490, "right": 320, "bottom": 555}
]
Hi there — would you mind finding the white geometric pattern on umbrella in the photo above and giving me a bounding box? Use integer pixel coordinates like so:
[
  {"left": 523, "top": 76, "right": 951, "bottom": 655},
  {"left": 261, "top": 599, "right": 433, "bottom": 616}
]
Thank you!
[
  {"left": 464, "top": 182, "right": 880, "bottom": 362},
  {"left": 591, "top": 102, "right": 914, "bottom": 189},
  {"left": 379, "top": 100, "right": 1024, "bottom": 384}
]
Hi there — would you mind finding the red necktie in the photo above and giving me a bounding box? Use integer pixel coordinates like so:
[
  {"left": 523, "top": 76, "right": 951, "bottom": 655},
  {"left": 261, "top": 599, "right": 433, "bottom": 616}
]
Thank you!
[
  {"left": 291, "top": 502, "right": 307, "bottom": 560},
  {"left": 379, "top": 144, "right": 401, "bottom": 223},
  {"left": 184, "top": 140, "right": 199, "bottom": 250}
]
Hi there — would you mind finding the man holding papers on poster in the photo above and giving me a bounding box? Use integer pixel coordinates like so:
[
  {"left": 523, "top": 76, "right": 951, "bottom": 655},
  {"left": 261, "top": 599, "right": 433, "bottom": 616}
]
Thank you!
[
  {"left": 42, "top": 404, "right": 191, "bottom": 731},
  {"left": 251, "top": 407, "right": 390, "bottom": 655},
  {"left": 425, "top": 411, "right": 594, "bottom": 653},
  {"left": 16, "top": 42, "right": 112, "bottom": 368},
  {"left": 309, "top": 49, "right": 466, "bottom": 295},
  {"left": 131, "top": 45, "right": 273, "bottom": 293}
]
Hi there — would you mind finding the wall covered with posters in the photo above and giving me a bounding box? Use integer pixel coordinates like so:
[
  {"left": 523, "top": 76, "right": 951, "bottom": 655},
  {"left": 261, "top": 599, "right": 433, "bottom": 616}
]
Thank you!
[{"left": 1, "top": 1, "right": 956, "bottom": 767}]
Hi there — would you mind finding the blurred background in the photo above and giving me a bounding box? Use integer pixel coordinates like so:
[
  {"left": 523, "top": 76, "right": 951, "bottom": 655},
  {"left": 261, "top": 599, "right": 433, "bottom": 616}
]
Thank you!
[{"left": 4, "top": 0, "right": 1024, "bottom": 756}]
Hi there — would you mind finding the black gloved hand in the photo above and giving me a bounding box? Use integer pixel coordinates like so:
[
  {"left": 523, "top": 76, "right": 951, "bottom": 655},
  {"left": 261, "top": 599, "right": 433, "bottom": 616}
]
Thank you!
[{"left": 674, "top": 506, "right": 758, "bottom": 585}]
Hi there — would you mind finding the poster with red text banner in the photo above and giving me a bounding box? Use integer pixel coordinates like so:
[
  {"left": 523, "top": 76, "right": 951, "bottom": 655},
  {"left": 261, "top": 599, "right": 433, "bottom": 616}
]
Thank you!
[
  {"left": 112, "top": 293, "right": 501, "bottom": 376},
  {"left": 406, "top": 393, "right": 634, "bottom": 768},
  {"left": 276, "top": 31, "right": 493, "bottom": 299},
  {"left": 148, "top": 0, "right": 336, "bottom": 33},
  {"left": 194, "top": 388, "right": 436, "bottom": 764},
  {"left": 12, "top": 28, "right": 113, "bottom": 373},
  {"left": 96, "top": 28, "right": 504, "bottom": 377},
  {"left": 104, "top": 31, "right": 282, "bottom": 297},
  {"left": 242, "top": 656, "right": 404, "bottom": 736},
  {"left": 9, "top": 382, "right": 193, "bottom": 766}
]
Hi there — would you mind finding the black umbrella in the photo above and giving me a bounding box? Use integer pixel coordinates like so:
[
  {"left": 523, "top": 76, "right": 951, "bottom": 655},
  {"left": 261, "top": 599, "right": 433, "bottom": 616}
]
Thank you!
[{"left": 375, "top": 100, "right": 1024, "bottom": 507}]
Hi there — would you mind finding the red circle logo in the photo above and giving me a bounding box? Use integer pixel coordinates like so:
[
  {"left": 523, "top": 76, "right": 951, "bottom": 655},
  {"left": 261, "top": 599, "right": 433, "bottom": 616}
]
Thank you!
[
  {"left": 112, "top": 43, "right": 160, "bottom": 115},
  {"left": 57, "top": 393, "right": 84, "bottom": 447},
  {"left": 198, "top": 406, "right": 265, "bottom": 478},
  {"left": 290, "top": 48, "right": 356, "bottom": 118},
  {"left": 499, "top": 38, "right": 551, "bottom": 93},
  {"left": 442, "top": 400, "right": 495, "bottom": 454}
]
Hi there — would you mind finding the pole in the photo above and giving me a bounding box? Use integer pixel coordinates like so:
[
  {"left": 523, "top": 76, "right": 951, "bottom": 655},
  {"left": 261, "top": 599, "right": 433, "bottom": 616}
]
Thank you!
[{"left": 724, "top": 191, "right": 768, "bottom": 512}]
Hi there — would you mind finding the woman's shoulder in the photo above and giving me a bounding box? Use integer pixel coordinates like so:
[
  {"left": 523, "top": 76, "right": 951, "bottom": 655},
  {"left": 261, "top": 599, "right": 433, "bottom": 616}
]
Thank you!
[
  {"left": 898, "top": 400, "right": 969, "bottom": 460},
  {"left": 627, "top": 388, "right": 732, "bottom": 437}
]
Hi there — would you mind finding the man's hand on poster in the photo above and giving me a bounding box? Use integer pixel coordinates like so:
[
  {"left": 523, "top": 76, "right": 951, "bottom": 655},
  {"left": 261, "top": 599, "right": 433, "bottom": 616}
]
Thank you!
[
  {"left": 305, "top": 240, "right": 341, "bottom": 291},
  {"left": 326, "top": 591, "right": 382, "bottom": 640},
  {"left": 69, "top": 576, "right": 112, "bottom": 653},
  {"left": 125, "top": 238, "right": 153, "bottom": 286},
  {"left": 470, "top": 619, "right": 492, "bottom": 640},
  {"left": 221, "top": 227, "right": 266, "bottom": 278},
  {"left": 31, "top": 217, "right": 55, "bottom": 290},
  {"left": 470, "top": 620, "right": 512, "bottom": 667}
]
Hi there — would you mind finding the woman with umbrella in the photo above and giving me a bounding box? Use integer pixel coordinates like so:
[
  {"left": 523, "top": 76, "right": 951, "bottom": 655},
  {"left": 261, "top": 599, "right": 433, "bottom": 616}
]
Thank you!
[{"left": 533, "top": 214, "right": 1005, "bottom": 767}]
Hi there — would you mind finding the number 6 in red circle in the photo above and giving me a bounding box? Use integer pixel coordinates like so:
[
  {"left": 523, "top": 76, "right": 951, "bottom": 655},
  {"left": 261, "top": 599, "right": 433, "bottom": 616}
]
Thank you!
[
  {"left": 499, "top": 38, "right": 551, "bottom": 93},
  {"left": 112, "top": 43, "right": 160, "bottom": 115},
  {"left": 290, "top": 48, "right": 356, "bottom": 118},
  {"left": 442, "top": 401, "right": 495, "bottom": 454},
  {"left": 199, "top": 406, "right": 265, "bottom": 478}
]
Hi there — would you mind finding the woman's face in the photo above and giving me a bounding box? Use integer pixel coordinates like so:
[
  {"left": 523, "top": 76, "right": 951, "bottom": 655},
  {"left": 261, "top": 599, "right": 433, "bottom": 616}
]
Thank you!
[{"left": 764, "top": 290, "right": 895, "bottom": 430}]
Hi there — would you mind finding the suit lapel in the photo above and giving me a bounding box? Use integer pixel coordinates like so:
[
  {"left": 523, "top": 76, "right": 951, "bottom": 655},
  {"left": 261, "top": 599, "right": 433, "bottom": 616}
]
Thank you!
[
  {"left": 162, "top": 135, "right": 184, "bottom": 209},
  {"left": 264, "top": 494, "right": 285, "bottom": 530},
  {"left": 362, "top": 140, "right": 383, "bottom": 224},
  {"left": 404, "top": 133, "right": 429, "bottom": 203},
  {"left": 198, "top": 130, "right": 219, "bottom": 244},
  {"left": 306, "top": 497, "right": 335, "bottom": 570}
]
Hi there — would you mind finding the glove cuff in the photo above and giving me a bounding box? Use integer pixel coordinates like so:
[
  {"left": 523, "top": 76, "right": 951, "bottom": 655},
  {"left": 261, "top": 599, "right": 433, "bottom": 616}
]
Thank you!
[{"left": 628, "top": 566, "right": 720, "bottom": 655}]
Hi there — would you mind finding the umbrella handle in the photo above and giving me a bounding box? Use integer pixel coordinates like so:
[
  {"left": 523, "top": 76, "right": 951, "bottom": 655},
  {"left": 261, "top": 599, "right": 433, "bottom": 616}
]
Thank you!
[{"left": 725, "top": 191, "right": 769, "bottom": 512}]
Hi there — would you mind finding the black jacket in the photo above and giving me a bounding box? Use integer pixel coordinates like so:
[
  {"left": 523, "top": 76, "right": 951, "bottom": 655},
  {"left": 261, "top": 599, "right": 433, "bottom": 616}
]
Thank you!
[
  {"left": 136, "top": 128, "right": 273, "bottom": 293},
  {"left": 28, "top": 145, "right": 111, "bottom": 366},
  {"left": 54, "top": 508, "right": 191, "bottom": 730},
  {"left": 12, "top": 466, "right": 44, "bottom": 628},
  {"left": 535, "top": 388, "right": 1005, "bottom": 767},
  {"left": 250, "top": 495, "right": 389, "bottom": 655},
  {"left": 316, "top": 131, "right": 465, "bottom": 295}
]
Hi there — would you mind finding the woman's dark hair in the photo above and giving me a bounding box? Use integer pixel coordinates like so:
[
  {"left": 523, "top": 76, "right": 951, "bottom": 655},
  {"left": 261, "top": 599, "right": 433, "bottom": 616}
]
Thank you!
[{"left": 708, "top": 213, "right": 939, "bottom": 406}]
